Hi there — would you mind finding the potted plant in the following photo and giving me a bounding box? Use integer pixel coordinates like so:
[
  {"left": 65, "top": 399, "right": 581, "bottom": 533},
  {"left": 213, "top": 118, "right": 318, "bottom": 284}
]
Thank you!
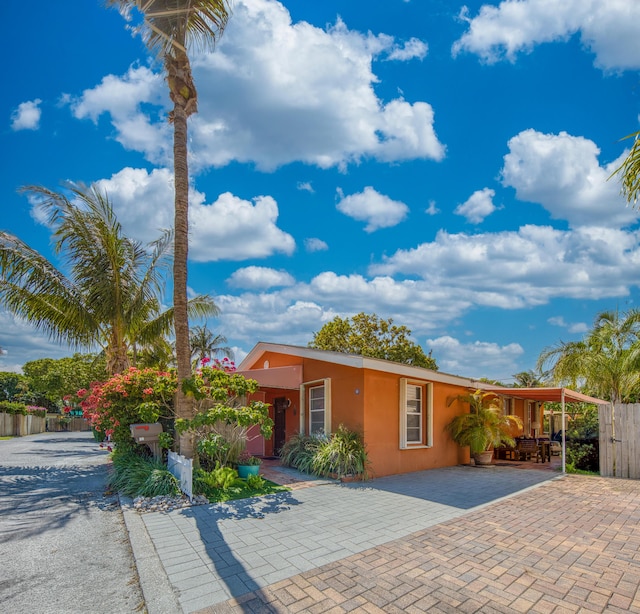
[
  {"left": 236, "top": 450, "right": 262, "bottom": 479},
  {"left": 445, "top": 390, "right": 522, "bottom": 465}
]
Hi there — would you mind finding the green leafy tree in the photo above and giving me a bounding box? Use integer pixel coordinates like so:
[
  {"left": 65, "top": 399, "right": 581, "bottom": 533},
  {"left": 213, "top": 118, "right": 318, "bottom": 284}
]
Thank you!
[
  {"left": 0, "top": 372, "right": 28, "bottom": 402},
  {"left": 611, "top": 130, "right": 640, "bottom": 205},
  {"left": 0, "top": 184, "right": 217, "bottom": 375},
  {"left": 107, "top": 0, "right": 231, "bottom": 458},
  {"left": 190, "top": 325, "right": 232, "bottom": 366},
  {"left": 537, "top": 309, "right": 640, "bottom": 403},
  {"left": 309, "top": 312, "right": 437, "bottom": 369},
  {"left": 22, "top": 354, "right": 107, "bottom": 409}
]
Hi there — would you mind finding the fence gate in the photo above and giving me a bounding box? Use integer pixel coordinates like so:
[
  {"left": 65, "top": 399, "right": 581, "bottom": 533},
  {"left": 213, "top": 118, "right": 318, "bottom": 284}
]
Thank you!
[{"left": 600, "top": 403, "right": 640, "bottom": 478}]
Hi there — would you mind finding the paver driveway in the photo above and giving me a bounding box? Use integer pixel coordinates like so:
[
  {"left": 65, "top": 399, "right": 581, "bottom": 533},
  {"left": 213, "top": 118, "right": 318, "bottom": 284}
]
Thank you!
[
  {"left": 199, "top": 474, "right": 640, "bottom": 614},
  {"left": 136, "top": 466, "right": 558, "bottom": 613}
]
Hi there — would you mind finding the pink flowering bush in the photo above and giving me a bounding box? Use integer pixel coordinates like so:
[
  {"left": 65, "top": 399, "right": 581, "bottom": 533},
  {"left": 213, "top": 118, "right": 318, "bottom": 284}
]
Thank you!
[
  {"left": 26, "top": 405, "right": 47, "bottom": 418},
  {"left": 199, "top": 356, "right": 236, "bottom": 372},
  {"left": 177, "top": 364, "right": 274, "bottom": 466},
  {"left": 78, "top": 367, "right": 177, "bottom": 445},
  {"left": 78, "top": 361, "right": 273, "bottom": 458}
]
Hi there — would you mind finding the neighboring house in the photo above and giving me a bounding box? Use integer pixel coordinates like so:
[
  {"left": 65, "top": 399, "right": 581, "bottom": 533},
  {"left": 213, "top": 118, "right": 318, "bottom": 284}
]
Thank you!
[{"left": 238, "top": 342, "right": 607, "bottom": 478}]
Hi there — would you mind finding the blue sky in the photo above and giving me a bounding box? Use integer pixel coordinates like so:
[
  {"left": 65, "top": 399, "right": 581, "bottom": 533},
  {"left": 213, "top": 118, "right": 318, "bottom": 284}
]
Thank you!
[{"left": 2, "top": 0, "right": 639, "bottom": 381}]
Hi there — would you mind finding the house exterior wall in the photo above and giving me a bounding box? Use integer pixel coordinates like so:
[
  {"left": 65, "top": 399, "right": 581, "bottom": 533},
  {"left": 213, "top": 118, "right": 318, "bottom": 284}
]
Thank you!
[
  {"left": 362, "top": 369, "right": 470, "bottom": 477},
  {"left": 243, "top": 351, "right": 473, "bottom": 477}
]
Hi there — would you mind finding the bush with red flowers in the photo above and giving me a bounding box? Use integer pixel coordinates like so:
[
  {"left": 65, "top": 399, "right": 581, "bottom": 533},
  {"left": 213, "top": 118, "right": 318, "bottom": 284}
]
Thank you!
[{"left": 78, "top": 367, "right": 177, "bottom": 445}]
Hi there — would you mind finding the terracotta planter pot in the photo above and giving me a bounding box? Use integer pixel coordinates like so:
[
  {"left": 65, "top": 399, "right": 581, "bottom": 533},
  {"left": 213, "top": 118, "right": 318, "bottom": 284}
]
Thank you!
[{"left": 473, "top": 451, "right": 494, "bottom": 465}]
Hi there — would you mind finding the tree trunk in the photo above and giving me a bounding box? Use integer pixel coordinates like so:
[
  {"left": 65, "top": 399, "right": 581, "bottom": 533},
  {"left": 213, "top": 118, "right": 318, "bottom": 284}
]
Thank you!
[
  {"left": 106, "top": 329, "right": 129, "bottom": 376},
  {"left": 172, "top": 101, "right": 194, "bottom": 458}
]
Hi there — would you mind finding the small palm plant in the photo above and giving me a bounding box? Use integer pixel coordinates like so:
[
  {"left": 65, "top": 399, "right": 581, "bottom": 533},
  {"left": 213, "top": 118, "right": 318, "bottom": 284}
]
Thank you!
[{"left": 446, "top": 390, "right": 522, "bottom": 461}]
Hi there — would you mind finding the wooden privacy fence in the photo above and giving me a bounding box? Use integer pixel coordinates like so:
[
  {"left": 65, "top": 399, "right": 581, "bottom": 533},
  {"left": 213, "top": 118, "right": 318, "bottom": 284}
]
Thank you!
[
  {"left": 46, "top": 416, "right": 91, "bottom": 432},
  {"left": 599, "top": 403, "right": 640, "bottom": 478},
  {"left": 0, "top": 413, "right": 47, "bottom": 437}
]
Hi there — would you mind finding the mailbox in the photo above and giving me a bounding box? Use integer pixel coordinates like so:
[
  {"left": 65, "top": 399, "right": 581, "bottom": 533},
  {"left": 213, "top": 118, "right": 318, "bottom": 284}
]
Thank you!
[{"left": 130, "top": 423, "right": 163, "bottom": 460}]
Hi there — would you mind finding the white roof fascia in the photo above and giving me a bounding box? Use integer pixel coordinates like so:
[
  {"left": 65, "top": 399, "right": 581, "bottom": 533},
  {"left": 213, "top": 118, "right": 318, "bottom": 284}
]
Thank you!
[{"left": 238, "top": 342, "right": 478, "bottom": 387}]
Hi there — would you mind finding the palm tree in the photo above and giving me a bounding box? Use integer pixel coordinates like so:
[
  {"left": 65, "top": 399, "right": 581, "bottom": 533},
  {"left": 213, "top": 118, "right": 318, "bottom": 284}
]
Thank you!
[
  {"left": 107, "top": 0, "right": 231, "bottom": 456},
  {"left": 190, "top": 324, "right": 232, "bottom": 366},
  {"left": 0, "top": 184, "right": 217, "bottom": 375},
  {"left": 136, "top": 336, "right": 176, "bottom": 371},
  {"left": 446, "top": 390, "right": 522, "bottom": 460},
  {"left": 537, "top": 309, "right": 640, "bottom": 404},
  {"left": 512, "top": 369, "right": 545, "bottom": 388},
  {"left": 611, "top": 130, "right": 640, "bottom": 205}
]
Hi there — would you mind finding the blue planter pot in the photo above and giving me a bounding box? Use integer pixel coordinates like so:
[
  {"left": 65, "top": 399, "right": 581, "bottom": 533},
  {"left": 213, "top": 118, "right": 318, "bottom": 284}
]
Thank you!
[{"left": 237, "top": 465, "right": 260, "bottom": 479}]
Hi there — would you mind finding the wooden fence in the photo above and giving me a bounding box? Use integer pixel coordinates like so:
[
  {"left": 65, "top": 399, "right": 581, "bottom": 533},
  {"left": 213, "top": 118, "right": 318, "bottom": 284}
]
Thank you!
[
  {"left": 0, "top": 413, "right": 47, "bottom": 437},
  {"left": 0, "top": 413, "right": 91, "bottom": 436},
  {"left": 46, "top": 416, "right": 91, "bottom": 432},
  {"left": 599, "top": 403, "right": 640, "bottom": 478}
]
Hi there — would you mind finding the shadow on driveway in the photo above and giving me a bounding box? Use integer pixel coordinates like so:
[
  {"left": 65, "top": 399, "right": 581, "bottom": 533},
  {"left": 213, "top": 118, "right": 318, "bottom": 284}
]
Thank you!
[{"left": 337, "top": 465, "right": 559, "bottom": 509}]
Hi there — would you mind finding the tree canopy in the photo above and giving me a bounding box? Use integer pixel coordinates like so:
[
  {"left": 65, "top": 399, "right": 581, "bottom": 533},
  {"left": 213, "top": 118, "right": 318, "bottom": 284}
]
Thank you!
[
  {"left": 0, "top": 184, "right": 218, "bottom": 375},
  {"left": 537, "top": 308, "right": 640, "bottom": 403},
  {"left": 309, "top": 312, "right": 437, "bottom": 370},
  {"left": 22, "top": 354, "right": 107, "bottom": 409}
]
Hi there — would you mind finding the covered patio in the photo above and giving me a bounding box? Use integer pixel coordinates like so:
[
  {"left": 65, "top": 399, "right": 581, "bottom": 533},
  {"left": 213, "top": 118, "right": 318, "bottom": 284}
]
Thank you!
[{"left": 482, "top": 384, "right": 610, "bottom": 473}]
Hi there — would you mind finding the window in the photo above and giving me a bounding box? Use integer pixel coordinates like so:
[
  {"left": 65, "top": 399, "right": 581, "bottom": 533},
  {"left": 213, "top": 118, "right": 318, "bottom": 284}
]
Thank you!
[
  {"left": 406, "top": 385, "right": 422, "bottom": 444},
  {"left": 300, "top": 379, "right": 332, "bottom": 435},
  {"left": 309, "top": 385, "right": 325, "bottom": 435},
  {"left": 400, "top": 379, "right": 432, "bottom": 448}
]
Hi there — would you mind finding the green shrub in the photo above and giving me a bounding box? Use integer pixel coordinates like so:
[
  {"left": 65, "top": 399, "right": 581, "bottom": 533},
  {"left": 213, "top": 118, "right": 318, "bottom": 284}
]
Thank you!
[
  {"left": 280, "top": 426, "right": 369, "bottom": 480},
  {"left": 280, "top": 432, "right": 326, "bottom": 474},
  {"left": 138, "top": 468, "right": 180, "bottom": 497},
  {"left": 312, "top": 424, "right": 369, "bottom": 479},
  {"left": 245, "top": 474, "right": 265, "bottom": 490},
  {"left": 0, "top": 401, "right": 27, "bottom": 415},
  {"left": 197, "top": 433, "right": 232, "bottom": 470},
  {"left": 194, "top": 464, "right": 245, "bottom": 500},
  {"left": 109, "top": 449, "right": 179, "bottom": 497},
  {"left": 566, "top": 442, "right": 597, "bottom": 473}
]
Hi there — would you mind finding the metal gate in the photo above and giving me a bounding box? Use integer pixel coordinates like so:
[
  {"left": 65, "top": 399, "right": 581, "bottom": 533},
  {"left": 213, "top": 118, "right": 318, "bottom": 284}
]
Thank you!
[{"left": 599, "top": 403, "right": 640, "bottom": 478}]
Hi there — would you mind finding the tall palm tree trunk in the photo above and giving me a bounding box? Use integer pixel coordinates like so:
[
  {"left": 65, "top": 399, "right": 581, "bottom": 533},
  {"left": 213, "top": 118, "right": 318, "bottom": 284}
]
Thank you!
[{"left": 169, "top": 50, "right": 197, "bottom": 458}]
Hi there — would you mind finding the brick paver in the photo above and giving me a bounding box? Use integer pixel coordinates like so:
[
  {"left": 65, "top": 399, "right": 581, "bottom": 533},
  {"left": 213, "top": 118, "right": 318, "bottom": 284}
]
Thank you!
[
  {"left": 143, "top": 465, "right": 558, "bottom": 612},
  {"left": 198, "top": 476, "right": 640, "bottom": 613}
]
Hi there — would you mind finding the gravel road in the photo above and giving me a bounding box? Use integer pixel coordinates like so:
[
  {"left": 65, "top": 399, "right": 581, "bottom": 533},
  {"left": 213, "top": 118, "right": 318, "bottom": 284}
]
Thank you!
[{"left": 0, "top": 431, "right": 144, "bottom": 613}]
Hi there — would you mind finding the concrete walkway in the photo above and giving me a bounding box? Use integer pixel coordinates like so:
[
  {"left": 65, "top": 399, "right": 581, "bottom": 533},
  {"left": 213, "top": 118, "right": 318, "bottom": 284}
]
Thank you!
[{"left": 128, "top": 465, "right": 563, "bottom": 613}]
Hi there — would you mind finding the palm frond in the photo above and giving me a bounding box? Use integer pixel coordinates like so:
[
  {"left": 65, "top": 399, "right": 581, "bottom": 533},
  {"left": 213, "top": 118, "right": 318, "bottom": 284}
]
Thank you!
[
  {"left": 610, "top": 130, "right": 640, "bottom": 206},
  {"left": 107, "top": 0, "right": 231, "bottom": 57}
]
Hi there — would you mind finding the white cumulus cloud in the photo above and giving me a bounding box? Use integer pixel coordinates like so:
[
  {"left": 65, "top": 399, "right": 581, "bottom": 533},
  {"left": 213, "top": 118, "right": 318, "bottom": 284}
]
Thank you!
[
  {"left": 92, "top": 167, "right": 295, "bottom": 262},
  {"left": 304, "top": 238, "right": 329, "bottom": 252},
  {"left": 501, "top": 129, "right": 637, "bottom": 228},
  {"left": 11, "top": 99, "right": 43, "bottom": 131},
  {"left": 453, "top": 0, "right": 640, "bottom": 71},
  {"left": 370, "top": 224, "right": 640, "bottom": 306},
  {"left": 227, "top": 266, "right": 295, "bottom": 289},
  {"left": 455, "top": 188, "right": 497, "bottom": 224},
  {"left": 426, "top": 335, "right": 524, "bottom": 380},
  {"left": 71, "top": 0, "right": 445, "bottom": 172},
  {"left": 71, "top": 66, "right": 171, "bottom": 165},
  {"left": 336, "top": 186, "right": 409, "bottom": 232}
]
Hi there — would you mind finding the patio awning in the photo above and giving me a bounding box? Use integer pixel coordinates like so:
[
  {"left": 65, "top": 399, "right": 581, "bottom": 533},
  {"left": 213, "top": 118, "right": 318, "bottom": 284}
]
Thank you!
[
  {"left": 237, "top": 365, "right": 303, "bottom": 390},
  {"left": 480, "top": 386, "right": 609, "bottom": 406}
]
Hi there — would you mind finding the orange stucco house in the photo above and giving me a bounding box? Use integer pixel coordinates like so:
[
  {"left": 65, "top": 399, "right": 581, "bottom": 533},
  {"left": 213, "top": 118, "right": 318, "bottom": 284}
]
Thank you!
[{"left": 238, "top": 342, "right": 606, "bottom": 478}]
